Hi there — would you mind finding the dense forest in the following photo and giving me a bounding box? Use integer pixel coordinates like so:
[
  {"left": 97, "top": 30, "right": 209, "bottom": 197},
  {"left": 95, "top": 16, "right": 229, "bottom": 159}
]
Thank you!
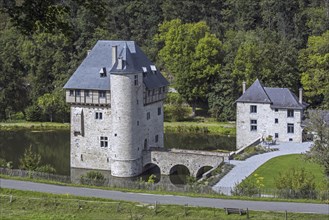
[{"left": 0, "top": 0, "right": 328, "bottom": 122}]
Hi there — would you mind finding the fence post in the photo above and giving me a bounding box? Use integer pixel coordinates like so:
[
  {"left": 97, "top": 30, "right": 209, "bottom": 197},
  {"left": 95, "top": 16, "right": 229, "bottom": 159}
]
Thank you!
[
  {"left": 285, "top": 210, "right": 287, "bottom": 220},
  {"left": 9, "top": 195, "right": 13, "bottom": 203},
  {"left": 246, "top": 208, "right": 249, "bottom": 219},
  {"left": 154, "top": 201, "right": 158, "bottom": 215},
  {"left": 184, "top": 203, "right": 188, "bottom": 216},
  {"left": 116, "top": 202, "right": 121, "bottom": 213}
]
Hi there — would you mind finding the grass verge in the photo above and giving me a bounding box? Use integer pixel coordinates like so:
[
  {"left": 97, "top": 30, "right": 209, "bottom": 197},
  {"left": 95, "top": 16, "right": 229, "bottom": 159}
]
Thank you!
[
  {"left": 0, "top": 174, "right": 327, "bottom": 204},
  {"left": 1, "top": 188, "right": 328, "bottom": 220},
  {"left": 164, "top": 121, "right": 235, "bottom": 135},
  {"left": 0, "top": 121, "right": 69, "bottom": 131}
]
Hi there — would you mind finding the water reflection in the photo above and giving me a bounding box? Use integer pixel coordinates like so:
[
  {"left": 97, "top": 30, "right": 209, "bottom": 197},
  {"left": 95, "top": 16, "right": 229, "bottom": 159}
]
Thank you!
[{"left": 0, "top": 130, "right": 235, "bottom": 176}]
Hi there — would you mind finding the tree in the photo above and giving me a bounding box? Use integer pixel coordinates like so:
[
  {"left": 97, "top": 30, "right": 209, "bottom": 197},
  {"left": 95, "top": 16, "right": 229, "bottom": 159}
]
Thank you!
[
  {"left": 0, "top": 27, "right": 28, "bottom": 120},
  {"left": 155, "top": 19, "right": 223, "bottom": 115},
  {"left": 305, "top": 110, "right": 329, "bottom": 177},
  {"left": 19, "top": 145, "right": 41, "bottom": 171},
  {"left": 299, "top": 31, "right": 329, "bottom": 108},
  {"left": 37, "top": 91, "right": 69, "bottom": 122}
]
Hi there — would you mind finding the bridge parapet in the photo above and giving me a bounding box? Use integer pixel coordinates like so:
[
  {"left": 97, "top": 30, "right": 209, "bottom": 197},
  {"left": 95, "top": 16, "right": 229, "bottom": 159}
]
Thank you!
[{"left": 143, "top": 148, "right": 228, "bottom": 177}]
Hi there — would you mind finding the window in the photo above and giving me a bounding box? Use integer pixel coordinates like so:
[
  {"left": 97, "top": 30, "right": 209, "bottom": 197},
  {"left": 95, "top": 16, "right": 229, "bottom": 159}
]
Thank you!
[
  {"left": 99, "top": 91, "right": 106, "bottom": 98},
  {"left": 155, "top": 135, "right": 159, "bottom": 143},
  {"left": 147, "top": 112, "right": 150, "bottom": 120},
  {"left": 134, "top": 75, "right": 138, "bottom": 86},
  {"left": 275, "top": 108, "right": 278, "bottom": 112},
  {"left": 158, "top": 88, "right": 162, "bottom": 94},
  {"left": 287, "top": 123, "right": 294, "bottom": 133},
  {"left": 81, "top": 154, "right": 83, "bottom": 161},
  {"left": 275, "top": 133, "right": 279, "bottom": 138},
  {"left": 289, "top": 138, "right": 293, "bottom": 141},
  {"left": 250, "top": 105, "right": 257, "bottom": 113},
  {"left": 85, "top": 90, "right": 90, "bottom": 97},
  {"left": 287, "top": 109, "right": 294, "bottom": 117},
  {"left": 163, "top": 87, "right": 166, "bottom": 93},
  {"left": 158, "top": 107, "right": 161, "bottom": 115},
  {"left": 75, "top": 90, "right": 81, "bottom": 97},
  {"left": 100, "top": 136, "right": 108, "bottom": 147},
  {"left": 137, "top": 121, "right": 139, "bottom": 126},
  {"left": 69, "top": 90, "right": 74, "bottom": 96},
  {"left": 250, "top": 119, "right": 257, "bottom": 131},
  {"left": 95, "top": 112, "right": 103, "bottom": 120},
  {"left": 148, "top": 90, "right": 151, "bottom": 96},
  {"left": 275, "top": 118, "right": 278, "bottom": 124},
  {"left": 100, "top": 67, "right": 106, "bottom": 77},
  {"left": 144, "top": 139, "right": 148, "bottom": 149},
  {"left": 152, "top": 89, "right": 155, "bottom": 95}
]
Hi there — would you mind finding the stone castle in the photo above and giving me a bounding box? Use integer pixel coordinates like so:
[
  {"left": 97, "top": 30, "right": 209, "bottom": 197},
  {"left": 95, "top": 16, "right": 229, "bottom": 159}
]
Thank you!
[{"left": 64, "top": 40, "right": 169, "bottom": 177}]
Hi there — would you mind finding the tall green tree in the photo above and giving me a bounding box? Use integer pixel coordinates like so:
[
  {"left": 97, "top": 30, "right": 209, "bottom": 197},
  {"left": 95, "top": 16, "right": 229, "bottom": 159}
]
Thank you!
[
  {"left": 0, "top": 27, "right": 28, "bottom": 120},
  {"left": 155, "top": 19, "right": 223, "bottom": 115},
  {"left": 299, "top": 31, "right": 329, "bottom": 108}
]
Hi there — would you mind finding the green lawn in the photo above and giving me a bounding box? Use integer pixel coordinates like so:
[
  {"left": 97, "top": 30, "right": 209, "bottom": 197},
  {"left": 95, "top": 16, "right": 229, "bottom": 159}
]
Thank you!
[
  {"left": 246, "top": 154, "right": 326, "bottom": 189},
  {"left": 164, "top": 121, "right": 236, "bottom": 135},
  {"left": 1, "top": 188, "right": 328, "bottom": 220},
  {"left": 0, "top": 121, "right": 69, "bottom": 130}
]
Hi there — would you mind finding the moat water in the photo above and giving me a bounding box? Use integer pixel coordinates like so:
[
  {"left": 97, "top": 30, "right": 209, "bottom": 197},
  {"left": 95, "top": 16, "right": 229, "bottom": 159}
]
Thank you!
[{"left": 0, "top": 130, "right": 235, "bottom": 177}]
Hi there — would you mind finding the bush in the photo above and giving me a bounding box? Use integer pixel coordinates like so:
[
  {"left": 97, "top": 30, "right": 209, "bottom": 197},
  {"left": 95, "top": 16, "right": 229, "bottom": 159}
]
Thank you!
[
  {"left": 232, "top": 174, "right": 264, "bottom": 197},
  {"left": 25, "top": 105, "right": 42, "bottom": 122},
  {"left": 19, "top": 145, "right": 41, "bottom": 171},
  {"left": 0, "top": 158, "right": 13, "bottom": 168},
  {"left": 164, "top": 105, "right": 191, "bottom": 121},
  {"left": 84, "top": 171, "right": 105, "bottom": 181},
  {"left": 275, "top": 168, "right": 316, "bottom": 199},
  {"left": 35, "top": 164, "right": 56, "bottom": 174},
  {"left": 165, "top": 92, "right": 184, "bottom": 105}
]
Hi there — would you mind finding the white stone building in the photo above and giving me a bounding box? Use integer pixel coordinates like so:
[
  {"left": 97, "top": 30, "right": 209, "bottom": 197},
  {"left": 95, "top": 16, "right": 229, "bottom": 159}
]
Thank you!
[
  {"left": 63, "top": 40, "right": 169, "bottom": 177},
  {"left": 236, "top": 79, "right": 308, "bottom": 149}
]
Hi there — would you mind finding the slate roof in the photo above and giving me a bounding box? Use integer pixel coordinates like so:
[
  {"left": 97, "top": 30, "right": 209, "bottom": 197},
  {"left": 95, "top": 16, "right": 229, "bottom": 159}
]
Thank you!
[
  {"left": 64, "top": 40, "right": 169, "bottom": 90},
  {"left": 237, "top": 79, "right": 307, "bottom": 110}
]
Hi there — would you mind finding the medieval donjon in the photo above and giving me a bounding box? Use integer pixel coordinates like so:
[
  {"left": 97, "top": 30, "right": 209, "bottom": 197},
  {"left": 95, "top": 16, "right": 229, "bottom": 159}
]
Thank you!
[{"left": 64, "top": 40, "right": 169, "bottom": 177}]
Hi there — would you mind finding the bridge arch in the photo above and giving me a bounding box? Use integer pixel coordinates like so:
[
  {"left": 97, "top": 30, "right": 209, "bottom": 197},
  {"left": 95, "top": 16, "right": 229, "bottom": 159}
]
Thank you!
[
  {"left": 169, "top": 164, "right": 190, "bottom": 185},
  {"left": 196, "top": 166, "right": 213, "bottom": 180},
  {"left": 142, "top": 163, "right": 161, "bottom": 183}
]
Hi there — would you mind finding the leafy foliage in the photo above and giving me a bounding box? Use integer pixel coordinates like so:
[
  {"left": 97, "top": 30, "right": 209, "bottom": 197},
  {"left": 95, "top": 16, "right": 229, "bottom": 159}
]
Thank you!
[
  {"left": 232, "top": 173, "right": 264, "bottom": 196},
  {"left": 19, "top": 145, "right": 41, "bottom": 171},
  {"left": 275, "top": 168, "right": 316, "bottom": 199},
  {"left": 305, "top": 111, "right": 329, "bottom": 176}
]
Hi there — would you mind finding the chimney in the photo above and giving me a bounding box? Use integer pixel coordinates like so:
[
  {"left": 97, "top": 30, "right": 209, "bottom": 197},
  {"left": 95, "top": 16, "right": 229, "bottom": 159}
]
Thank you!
[
  {"left": 242, "top": 81, "right": 246, "bottom": 94},
  {"left": 299, "top": 88, "right": 303, "bottom": 104},
  {"left": 112, "top": 46, "right": 117, "bottom": 66},
  {"left": 117, "top": 57, "right": 123, "bottom": 70}
]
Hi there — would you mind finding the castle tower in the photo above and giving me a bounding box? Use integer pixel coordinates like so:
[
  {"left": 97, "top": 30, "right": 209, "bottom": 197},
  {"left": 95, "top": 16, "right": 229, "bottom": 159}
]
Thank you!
[{"left": 63, "top": 40, "right": 169, "bottom": 178}]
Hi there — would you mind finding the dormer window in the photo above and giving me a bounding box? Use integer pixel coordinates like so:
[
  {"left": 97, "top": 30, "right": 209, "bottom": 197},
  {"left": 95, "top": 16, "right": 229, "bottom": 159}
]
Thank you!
[
  {"left": 99, "top": 67, "right": 107, "bottom": 77},
  {"left": 142, "top": 67, "right": 147, "bottom": 77},
  {"left": 150, "top": 65, "right": 157, "bottom": 74},
  {"left": 99, "top": 91, "right": 106, "bottom": 98}
]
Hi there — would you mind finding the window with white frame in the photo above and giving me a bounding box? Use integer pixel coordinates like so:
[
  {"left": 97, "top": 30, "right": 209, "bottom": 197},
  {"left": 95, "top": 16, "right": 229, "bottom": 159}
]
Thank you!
[
  {"left": 287, "top": 123, "right": 294, "bottom": 133},
  {"left": 100, "top": 136, "right": 108, "bottom": 147},
  {"left": 69, "top": 90, "right": 74, "bottom": 96},
  {"left": 250, "top": 119, "right": 257, "bottom": 131},
  {"left": 287, "top": 109, "right": 294, "bottom": 117},
  {"left": 75, "top": 90, "right": 81, "bottom": 97},
  {"left": 250, "top": 105, "right": 257, "bottom": 113}
]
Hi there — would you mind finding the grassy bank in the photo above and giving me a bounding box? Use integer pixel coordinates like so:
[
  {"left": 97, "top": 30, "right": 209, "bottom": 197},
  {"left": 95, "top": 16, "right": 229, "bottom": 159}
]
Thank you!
[
  {"left": 0, "top": 120, "right": 235, "bottom": 135},
  {"left": 1, "top": 188, "right": 328, "bottom": 220},
  {"left": 0, "top": 121, "right": 69, "bottom": 131},
  {"left": 245, "top": 154, "right": 326, "bottom": 189},
  {"left": 164, "top": 121, "right": 235, "bottom": 135}
]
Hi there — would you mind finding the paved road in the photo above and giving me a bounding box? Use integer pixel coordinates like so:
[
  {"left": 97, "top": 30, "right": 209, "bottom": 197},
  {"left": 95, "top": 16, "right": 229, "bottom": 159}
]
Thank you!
[
  {"left": 213, "top": 142, "right": 312, "bottom": 195},
  {"left": 1, "top": 178, "right": 328, "bottom": 214}
]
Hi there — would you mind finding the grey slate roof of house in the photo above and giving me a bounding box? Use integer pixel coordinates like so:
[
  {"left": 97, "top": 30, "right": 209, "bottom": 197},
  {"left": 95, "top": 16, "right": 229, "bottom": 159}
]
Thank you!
[
  {"left": 236, "top": 79, "right": 307, "bottom": 110},
  {"left": 64, "top": 40, "right": 169, "bottom": 90}
]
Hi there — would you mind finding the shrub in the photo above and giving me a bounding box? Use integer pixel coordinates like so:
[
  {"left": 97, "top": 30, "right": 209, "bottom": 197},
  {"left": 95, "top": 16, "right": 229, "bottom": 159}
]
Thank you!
[
  {"left": 84, "top": 171, "right": 105, "bottom": 181},
  {"left": 35, "top": 164, "right": 56, "bottom": 174},
  {"left": 164, "top": 105, "right": 191, "bottom": 121},
  {"left": 0, "top": 158, "right": 13, "bottom": 168},
  {"left": 25, "top": 105, "right": 42, "bottom": 122},
  {"left": 275, "top": 167, "right": 316, "bottom": 199},
  {"left": 19, "top": 145, "right": 41, "bottom": 171},
  {"left": 232, "top": 174, "right": 264, "bottom": 197}
]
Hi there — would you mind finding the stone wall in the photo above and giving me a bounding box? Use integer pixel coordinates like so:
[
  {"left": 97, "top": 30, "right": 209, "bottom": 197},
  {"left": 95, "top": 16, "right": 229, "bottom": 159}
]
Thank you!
[{"left": 236, "top": 102, "right": 303, "bottom": 149}]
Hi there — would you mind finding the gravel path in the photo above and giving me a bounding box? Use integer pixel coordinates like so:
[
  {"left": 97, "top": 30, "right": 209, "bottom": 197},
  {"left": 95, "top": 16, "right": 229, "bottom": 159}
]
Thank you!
[{"left": 212, "top": 142, "right": 313, "bottom": 195}]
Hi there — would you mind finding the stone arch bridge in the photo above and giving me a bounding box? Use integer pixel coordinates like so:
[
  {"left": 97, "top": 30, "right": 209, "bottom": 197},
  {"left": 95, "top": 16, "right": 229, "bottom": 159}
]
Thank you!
[{"left": 142, "top": 148, "right": 229, "bottom": 177}]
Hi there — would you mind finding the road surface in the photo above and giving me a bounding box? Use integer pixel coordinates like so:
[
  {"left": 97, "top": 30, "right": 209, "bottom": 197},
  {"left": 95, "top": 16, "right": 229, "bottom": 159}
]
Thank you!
[{"left": 1, "top": 178, "right": 328, "bottom": 215}]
